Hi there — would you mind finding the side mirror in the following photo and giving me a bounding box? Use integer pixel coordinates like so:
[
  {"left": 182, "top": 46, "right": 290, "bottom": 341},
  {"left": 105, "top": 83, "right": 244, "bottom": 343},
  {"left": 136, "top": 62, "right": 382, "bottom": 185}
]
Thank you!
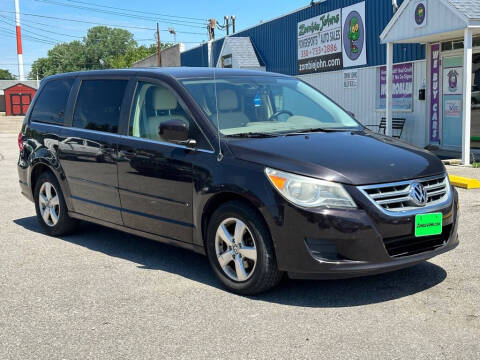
[{"left": 159, "top": 119, "right": 189, "bottom": 143}]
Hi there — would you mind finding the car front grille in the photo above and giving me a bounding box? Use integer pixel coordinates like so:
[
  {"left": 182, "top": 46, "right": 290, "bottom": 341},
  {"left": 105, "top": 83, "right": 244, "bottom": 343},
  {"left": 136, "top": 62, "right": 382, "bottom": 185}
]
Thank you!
[
  {"left": 383, "top": 225, "right": 452, "bottom": 257},
  {"left": 358, "top": 175, "right": 450, "bottom": 213}
]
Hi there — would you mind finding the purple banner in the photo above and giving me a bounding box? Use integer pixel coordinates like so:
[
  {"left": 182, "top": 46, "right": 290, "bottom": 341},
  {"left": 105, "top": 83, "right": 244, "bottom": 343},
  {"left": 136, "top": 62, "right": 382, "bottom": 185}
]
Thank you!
[
  {"left": 377, "top": 63, "right": 413, "bottom": 110},
  {"left": 430, "top": 43, "right": 440, "bottom": 142}
]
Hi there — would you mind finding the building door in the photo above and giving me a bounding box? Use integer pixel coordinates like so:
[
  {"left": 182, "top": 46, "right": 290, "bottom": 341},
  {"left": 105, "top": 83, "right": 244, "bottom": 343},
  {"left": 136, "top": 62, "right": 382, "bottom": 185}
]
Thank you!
[
  {"left": 442, "top": 56, "right": 463, "bottom": 148},
  {"left": 9, "top": 93, "right": 31, "bottom": 116},
  {"left": 471, "top": 53, "right": 480, "bottom": 149}
]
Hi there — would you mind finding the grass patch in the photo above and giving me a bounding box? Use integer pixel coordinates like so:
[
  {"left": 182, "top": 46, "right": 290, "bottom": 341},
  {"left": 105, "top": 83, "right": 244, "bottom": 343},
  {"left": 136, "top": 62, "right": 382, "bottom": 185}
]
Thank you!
[{"left": 473, "top": 162, "right": 480, "bottom": 168}]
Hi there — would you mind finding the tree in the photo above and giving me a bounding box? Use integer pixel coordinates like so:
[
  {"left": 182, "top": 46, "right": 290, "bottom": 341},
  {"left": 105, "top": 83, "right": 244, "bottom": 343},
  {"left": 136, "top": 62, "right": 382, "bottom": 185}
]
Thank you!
[
  {"left": 83, "top": 26, "right": 137, "bottom": 69},
  {"left": 29, "top": 26, "right": 139, "bottom": 78},
  {"left": 110, "top": 43, "right": 174, "bottom": 68},
  {"left": 31, "top": 41, "right": 88, "bottom": 79},
  {"left": 110, "top": 44, "right": 157, "bottom": 68},
  {"left": 0, "top": 69, "right": 15, "bottom": 80}
]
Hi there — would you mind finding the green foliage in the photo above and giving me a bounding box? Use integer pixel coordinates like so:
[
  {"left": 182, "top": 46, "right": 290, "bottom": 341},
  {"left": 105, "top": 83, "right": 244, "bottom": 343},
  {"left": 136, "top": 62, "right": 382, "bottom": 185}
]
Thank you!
[
  {"left": 83, "top": 26, "right": 137, "bottom": 69},
  {"left": 29, "top": 26, "right": 173, "bottom": 78},
  {"left": 0, "top": 68, "right": 15, "bottom": 80},
  {"left": 110, "top": 44, "right": 158, "bottom": 68}
]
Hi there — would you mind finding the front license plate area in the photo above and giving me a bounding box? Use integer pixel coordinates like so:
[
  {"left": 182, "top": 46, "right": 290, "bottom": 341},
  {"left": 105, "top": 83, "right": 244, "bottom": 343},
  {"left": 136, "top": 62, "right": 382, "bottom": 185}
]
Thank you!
[{"left": 415, "top": 213, "right": 443, "bottom": 237}]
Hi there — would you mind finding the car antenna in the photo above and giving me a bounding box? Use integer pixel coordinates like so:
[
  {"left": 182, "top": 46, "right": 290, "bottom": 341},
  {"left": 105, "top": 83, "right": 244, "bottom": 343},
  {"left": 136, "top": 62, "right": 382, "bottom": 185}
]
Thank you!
[{"left": 213, "top": 67, "right": 223, "bottom": 161}]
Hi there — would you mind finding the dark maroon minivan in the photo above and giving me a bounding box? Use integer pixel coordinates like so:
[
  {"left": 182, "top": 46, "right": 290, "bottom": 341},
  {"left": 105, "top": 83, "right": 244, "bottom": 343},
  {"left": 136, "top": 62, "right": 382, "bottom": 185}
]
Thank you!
[{"left": 18, "top": 68, "right": 459, "bottom": 294}]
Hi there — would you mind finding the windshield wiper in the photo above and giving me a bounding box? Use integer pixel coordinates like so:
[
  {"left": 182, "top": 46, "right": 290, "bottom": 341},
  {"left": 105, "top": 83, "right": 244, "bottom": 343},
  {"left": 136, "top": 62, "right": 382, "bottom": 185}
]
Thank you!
[
  {"left": 225, "top": 132, "right": 280, "bottom": 138},
  {"left": 285, "top": 128, "right": 354, "bottom": 136}
]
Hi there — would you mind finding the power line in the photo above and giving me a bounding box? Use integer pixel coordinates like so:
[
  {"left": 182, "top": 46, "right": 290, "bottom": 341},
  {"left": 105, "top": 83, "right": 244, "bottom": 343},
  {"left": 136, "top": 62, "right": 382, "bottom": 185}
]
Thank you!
[
  {"left": 0, "top": 10, "right": 207, "bottom": 35},
  {"left": 31, "top": 0, "right": 207, "bottom": 28},
  {"left": 0, "top": 15, "right": 157, "bottom": 43},
  {"left": 0, "top": 28, "right": 57, "bottom": 45},
  {"left": 0, "top": 18, "right": 62, "bottom": 43},
  {"left": 0, "top": 62, "right": 34, "bottom": 65},
  {"left": 64, "top": 0, "right": 207, "bottom": 22}
]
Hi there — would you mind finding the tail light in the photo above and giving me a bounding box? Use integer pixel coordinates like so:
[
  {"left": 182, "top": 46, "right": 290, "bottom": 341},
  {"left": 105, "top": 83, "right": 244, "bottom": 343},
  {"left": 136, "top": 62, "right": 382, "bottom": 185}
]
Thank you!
[{"left": 18, "top": 131, "right": 24, "bottom": 151}]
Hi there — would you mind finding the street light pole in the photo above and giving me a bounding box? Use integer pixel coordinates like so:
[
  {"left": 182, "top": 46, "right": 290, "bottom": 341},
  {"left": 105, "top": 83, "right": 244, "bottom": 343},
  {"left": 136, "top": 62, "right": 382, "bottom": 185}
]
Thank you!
[{"left": 14, "top": 0, "right": 25, "bottom": 80}]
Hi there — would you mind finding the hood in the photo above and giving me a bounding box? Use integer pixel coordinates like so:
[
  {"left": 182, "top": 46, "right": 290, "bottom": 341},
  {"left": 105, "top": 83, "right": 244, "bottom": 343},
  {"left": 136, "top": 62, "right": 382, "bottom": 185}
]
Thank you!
[{"left": 226, "top": 131, "right": 445, "bottom": 185}]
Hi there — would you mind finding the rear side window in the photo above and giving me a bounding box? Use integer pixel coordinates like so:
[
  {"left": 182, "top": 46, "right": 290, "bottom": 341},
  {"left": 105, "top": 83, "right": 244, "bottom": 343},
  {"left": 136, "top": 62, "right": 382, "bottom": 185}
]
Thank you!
[
  {"left": 73, "top": 79, "right": 128, "bottom": 133},
  {"left": 30, "top": 78, "right": 74, "bottom": 125}
]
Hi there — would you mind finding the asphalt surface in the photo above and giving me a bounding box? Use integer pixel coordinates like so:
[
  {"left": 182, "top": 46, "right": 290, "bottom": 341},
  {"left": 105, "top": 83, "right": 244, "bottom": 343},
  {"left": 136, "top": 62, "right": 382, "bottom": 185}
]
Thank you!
[{"left": 0, "top": 131, "right": 479, "bottom": 359}]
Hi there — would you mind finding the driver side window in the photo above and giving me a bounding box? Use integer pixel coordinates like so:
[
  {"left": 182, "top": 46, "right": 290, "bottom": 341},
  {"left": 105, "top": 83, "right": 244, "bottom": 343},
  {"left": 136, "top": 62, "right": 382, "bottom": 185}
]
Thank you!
[{"left": 129, "top": 81, "right": 208, "bottom": 147}]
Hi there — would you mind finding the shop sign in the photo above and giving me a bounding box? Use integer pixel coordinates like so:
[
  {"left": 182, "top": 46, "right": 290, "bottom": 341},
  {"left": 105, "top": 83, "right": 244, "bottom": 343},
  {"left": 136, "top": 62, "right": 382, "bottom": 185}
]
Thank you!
[
  {"left": 376, "top": 62, "right": 414, "bottom": 111},
  {"left": 429, "top": 43, "right": 440, "bottom": 142},
  {"left": 444, "top": 99, "right": 462, "bottom": 117},
  {"left": 297, "top": 1, "right": 366, "bottom": 75},
  {"left": 414, "top": 0, "right": 427, "bottom": 28},
  {"left": 342, "top": 2, "right": 367, "bottom": 69},
  {"left": 344, "top": 70, "right": 358, "bottom": 88},
  {"left": 443, "top": 67, "right": 463, "bottom": 95},
  {"left": 297, "top": 9, "right": 342, "bottom": 74}
]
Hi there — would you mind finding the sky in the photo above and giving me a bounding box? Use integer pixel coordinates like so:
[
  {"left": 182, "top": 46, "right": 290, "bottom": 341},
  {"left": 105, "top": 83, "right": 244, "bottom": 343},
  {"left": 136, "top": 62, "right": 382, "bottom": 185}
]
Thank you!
[{"left": 0, "top": 0, "right": 309, "bottom": 78}]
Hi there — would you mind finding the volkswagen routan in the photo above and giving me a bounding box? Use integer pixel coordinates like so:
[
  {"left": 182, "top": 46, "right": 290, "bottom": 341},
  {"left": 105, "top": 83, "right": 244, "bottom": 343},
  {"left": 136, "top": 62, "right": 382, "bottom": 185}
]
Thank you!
[{"left": 18, "top": 68, "right": 459, "bottom": 294}]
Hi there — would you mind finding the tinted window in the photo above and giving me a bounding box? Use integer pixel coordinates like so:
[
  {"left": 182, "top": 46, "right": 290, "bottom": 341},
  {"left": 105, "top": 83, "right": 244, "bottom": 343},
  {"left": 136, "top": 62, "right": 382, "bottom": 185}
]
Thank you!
[
  {"left": 73, "top": 79, "right": 128, "bottom": 133},
  {"left": 30, "top": 78, "right": 73, "bottom": 125},
  {"left": 129, "top": 81, "right": 209, "bottom": 148}
]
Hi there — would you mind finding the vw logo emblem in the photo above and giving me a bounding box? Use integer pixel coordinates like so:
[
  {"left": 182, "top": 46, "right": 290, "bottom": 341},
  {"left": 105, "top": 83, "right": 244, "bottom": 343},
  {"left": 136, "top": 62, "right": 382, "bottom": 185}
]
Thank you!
[{"left": 409, "top": 182, "right": 428, "bottom": 206}]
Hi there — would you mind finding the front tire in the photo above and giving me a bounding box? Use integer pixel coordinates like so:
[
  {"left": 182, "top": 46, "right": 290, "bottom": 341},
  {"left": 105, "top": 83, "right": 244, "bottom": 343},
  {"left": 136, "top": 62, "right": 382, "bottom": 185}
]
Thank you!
[
  {"left": 206, "top": 201, "right": 283, "bottom": 295},
  {"left": 34, "top": 171, "right": 78, "bottom": 236}
]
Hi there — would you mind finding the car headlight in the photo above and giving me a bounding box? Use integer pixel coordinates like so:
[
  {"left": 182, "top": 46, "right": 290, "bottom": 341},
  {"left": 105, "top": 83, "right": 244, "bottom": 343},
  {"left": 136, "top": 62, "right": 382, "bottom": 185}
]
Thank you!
[{"left": 265, "top": 167, "right": 357, "bottom": 208}]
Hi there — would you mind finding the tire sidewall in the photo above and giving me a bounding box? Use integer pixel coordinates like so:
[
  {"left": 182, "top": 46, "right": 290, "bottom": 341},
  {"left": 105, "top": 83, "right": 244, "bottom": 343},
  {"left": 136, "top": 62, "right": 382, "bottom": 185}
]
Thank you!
[{"left": 206, "top": 202, "right": 274, "bottom": 293}]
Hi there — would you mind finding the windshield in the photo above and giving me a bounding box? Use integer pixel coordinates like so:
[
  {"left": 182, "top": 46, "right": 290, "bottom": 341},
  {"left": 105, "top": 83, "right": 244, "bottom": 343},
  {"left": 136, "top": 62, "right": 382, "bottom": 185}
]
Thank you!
[{"left": 180, "top": 76, "right": 361, "bottom": 136}]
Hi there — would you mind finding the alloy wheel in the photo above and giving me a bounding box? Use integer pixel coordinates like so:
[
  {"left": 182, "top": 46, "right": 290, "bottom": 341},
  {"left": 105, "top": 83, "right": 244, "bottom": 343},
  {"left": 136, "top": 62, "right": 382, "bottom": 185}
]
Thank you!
[
  {"left": 38, "top": 182, "right": 60, "bottom": 227},
  {"left": 215, "top": 218, "right": 258, "bottom": 282}
]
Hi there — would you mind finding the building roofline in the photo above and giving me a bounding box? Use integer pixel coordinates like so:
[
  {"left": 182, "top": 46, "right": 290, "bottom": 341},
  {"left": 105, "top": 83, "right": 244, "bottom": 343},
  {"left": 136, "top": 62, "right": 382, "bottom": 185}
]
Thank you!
[
  {"left": 184, "top": 2, "right": 314, "bottom": 53},
  {"left": 4, "top": 82, "right": 37, "bottom": 91},
  {"left": 380, "top": 0, "right": 472, "bottom": 44}
]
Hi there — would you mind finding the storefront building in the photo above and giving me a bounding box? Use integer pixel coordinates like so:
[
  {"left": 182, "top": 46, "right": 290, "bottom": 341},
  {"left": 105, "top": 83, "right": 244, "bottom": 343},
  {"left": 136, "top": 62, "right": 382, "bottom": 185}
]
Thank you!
[
  {"left": 180, "top": 0, "right": 480, "bottom": 164},
  {"left": 381, "top": 0, "right": 480, "bottom": 164}
]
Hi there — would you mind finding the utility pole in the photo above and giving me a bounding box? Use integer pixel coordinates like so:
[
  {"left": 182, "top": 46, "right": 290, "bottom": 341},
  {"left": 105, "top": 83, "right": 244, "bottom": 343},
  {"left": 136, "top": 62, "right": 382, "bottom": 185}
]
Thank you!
[
  {"left": 207, "top": 19, "right": 216, "bottom": 40},
  {"left": 224, "top": 16, "right": 230, "bottom": 36},
  {"left": 168, "top": 27, "right": 176, "bottom": 43},
  {"left": 231, "top": 16, "right": 236, "bottom": 34},
  {"left": 14, "top": 0, "right": 24, "bottom": 80},
  {"left": 156, "top": 22, "right": 162, "bottom": 67}
]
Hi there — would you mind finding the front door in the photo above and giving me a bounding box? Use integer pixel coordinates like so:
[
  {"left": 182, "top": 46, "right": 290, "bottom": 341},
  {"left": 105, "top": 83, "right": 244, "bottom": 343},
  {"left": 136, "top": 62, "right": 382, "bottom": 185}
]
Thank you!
[
  {"left": 117, "top": 80, "right": 205, "bottom": 243},
  {"left": 10, "top": 93, "right": 31, "bottom": 115},
  {"left": 442, "top": 56, "right": 463, "bottom": 147},
  {"left": 470, "top": 53, "right": 480, "bottom": 150}
]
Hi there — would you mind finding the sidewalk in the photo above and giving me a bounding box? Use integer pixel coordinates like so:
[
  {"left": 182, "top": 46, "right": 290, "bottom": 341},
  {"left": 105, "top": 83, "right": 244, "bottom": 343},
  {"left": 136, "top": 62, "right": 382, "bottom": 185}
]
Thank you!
[
  {"left": 0, "top": 116, "right": 24, "bottom": 134},
  {"left": 446, "top": 165, "right": 480, "bottom": 180}
]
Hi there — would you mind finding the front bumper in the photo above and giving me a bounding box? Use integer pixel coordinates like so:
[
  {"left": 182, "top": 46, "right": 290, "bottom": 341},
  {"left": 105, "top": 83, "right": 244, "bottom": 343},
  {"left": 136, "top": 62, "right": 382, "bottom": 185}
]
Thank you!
[{"left": 265, "top": 186, "right": 459, "bottom": 280}]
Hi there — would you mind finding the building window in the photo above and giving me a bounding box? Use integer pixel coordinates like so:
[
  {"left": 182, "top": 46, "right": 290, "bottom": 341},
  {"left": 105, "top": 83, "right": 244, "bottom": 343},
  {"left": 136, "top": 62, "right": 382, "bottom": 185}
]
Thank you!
[
  {"left": 474, "top": 36, "right": 480, "bottom": 48},
  {"left": 441, "top": 42, "right": 453, "bottom": 51},
  {"left": 453, "top": 41, "right": 464, "bottom": 50}
]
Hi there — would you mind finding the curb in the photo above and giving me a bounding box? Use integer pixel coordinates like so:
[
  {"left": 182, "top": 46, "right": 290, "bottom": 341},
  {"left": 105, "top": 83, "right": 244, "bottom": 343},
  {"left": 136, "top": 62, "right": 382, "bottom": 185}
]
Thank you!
[{"left": 449, "top": 175, "right": 480, "bottom": 189}]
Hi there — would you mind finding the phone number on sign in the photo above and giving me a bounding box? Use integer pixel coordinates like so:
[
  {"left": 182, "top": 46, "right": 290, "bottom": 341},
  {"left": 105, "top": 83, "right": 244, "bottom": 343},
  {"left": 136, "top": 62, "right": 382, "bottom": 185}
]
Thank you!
[{"left": 300, "top": 44, "right": 338, "bottom": 59}]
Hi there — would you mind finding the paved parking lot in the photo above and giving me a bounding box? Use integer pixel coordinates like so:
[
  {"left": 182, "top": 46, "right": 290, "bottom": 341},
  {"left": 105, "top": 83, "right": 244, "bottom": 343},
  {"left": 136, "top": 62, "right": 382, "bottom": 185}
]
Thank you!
[{"left": 1, "top": 125, "right": 479, "bottom": 359}]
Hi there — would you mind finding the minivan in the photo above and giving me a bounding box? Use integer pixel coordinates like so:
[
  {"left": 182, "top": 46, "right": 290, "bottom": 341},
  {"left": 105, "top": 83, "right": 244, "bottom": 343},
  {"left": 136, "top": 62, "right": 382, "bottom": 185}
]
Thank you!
[{"left": 18, "top": 68, "right": 459, "bottom": 294}]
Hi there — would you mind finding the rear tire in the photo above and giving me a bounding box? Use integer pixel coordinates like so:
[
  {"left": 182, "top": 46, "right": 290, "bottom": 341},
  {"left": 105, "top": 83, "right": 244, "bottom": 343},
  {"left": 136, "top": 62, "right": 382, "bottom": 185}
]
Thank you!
[
  {"left": 34, "top": 171, "right": 78, "bottom": 236},
  {"left": 206, "top": 201, "right": 283, "bottom": 295}
]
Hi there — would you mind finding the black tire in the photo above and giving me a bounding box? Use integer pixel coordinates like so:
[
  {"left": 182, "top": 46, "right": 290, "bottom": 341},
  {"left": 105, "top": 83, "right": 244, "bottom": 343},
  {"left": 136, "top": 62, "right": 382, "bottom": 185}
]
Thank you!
[
  {"left": 33, "top": 171, "right": 78, "bottom": 236},
  {"left": 206, "top": 201, "right": 283, "bottom": 295}
]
